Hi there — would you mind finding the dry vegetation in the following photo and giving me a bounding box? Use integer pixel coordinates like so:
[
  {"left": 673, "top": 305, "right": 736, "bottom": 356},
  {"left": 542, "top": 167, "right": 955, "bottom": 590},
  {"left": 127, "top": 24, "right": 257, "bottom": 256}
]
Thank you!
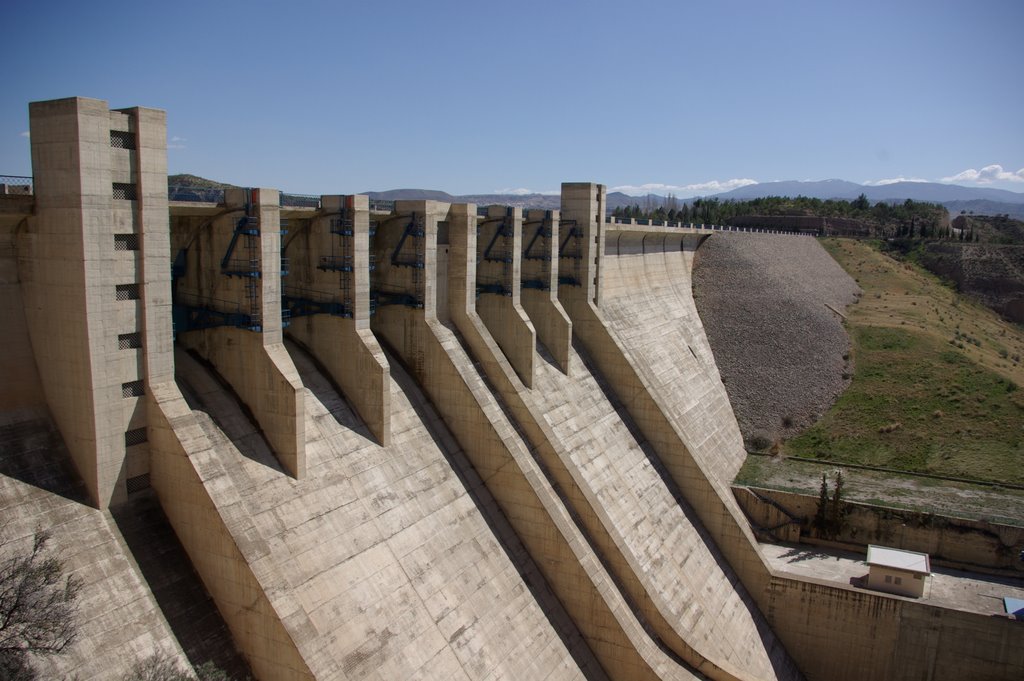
[{"left": 735, "top": 238, "right": 1024, "bottom": 523}]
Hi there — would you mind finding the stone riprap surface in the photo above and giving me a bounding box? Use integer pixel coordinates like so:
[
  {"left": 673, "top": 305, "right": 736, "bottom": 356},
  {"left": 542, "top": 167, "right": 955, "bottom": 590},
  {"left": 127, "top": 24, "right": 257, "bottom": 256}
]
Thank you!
[
  {"left": 691, "top": 233, "right": 860, "bottom": 448},
  {"left": 173, "top": 344, "right": 591, "bottom": 681}
]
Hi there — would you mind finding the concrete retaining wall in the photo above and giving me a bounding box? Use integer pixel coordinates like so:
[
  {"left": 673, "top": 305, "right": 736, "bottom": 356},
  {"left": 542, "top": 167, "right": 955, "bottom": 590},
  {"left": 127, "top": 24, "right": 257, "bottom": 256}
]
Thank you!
[{"left": 735, "top": 486, "right": 1024, "bottom": 574}]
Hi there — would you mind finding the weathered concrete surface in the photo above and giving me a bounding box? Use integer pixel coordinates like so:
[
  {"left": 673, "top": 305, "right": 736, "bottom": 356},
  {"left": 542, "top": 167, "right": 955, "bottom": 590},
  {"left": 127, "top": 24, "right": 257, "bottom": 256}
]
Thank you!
[
  {"left": 475, "top": 205, "right": 537, "bottom": 387},
  {"left": 520, "top": 208, "right": 572, "bottom": 374},
  {"left": 0, "top": 409, "right": 190, "bottom": 679},
  {"left": 0, "top": 215, "right": 46, "bottom": 412},
  {"left": 528, "top": 341, "right": 796, "bottom": 680},
  {"left": 148, "top": 377, "right": 314, "bottom": 681},
  {"left": 378, "top": 201, "right": 703, "bottom": 681},
  {"left": 173, "top": 188, "right": 305, "bottom": 478},
  {"left": 20, "top": 97, "right": 159, "bottom": 509},
  {"left": 170, "top": 340, "right": 595, "bottom": 680},
  {"left": 764, "top": 570, "right": 1024, "bottom": 681}
]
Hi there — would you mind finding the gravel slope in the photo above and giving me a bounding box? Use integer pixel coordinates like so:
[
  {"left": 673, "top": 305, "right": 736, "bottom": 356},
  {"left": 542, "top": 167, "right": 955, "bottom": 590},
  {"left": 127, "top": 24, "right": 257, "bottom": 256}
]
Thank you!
[{"left": 692, "top": 233, "right": 860, "bottom": 449}]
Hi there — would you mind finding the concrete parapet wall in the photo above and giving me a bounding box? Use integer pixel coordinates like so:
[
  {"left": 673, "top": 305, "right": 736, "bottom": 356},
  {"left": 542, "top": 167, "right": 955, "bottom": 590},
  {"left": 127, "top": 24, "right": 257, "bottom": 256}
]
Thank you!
[
  {"left": 735, "top": 486, "right": 1024, "bottom": 573},
  {"left": 764, "top": 573, "right": 1023, "bottom": 681},
  {"left": 148, "top": 382, "right": 313, "bottom": 680}
]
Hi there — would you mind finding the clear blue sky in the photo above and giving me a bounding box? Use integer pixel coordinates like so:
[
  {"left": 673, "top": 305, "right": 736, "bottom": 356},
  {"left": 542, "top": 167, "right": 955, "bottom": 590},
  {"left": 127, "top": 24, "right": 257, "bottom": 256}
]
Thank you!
[{"left": 2, "top": 0, "right": 1022, "bottom": 197}]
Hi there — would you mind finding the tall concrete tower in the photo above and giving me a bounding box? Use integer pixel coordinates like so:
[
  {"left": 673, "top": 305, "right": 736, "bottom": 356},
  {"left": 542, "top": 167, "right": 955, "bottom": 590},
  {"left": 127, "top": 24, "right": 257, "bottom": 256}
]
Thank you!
[{"left": 23, "top": 97, "right": 171, "bottom": 508}]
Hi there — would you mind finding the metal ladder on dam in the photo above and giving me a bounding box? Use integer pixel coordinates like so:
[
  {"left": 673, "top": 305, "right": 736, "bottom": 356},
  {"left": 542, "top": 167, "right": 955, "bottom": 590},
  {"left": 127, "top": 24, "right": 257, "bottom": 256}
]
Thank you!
[
  {"left": 478, "top": 207, "right": 514, "bottom": 297},
  {"left": 220, "top": 213, "right": 263, "bottom": 330},
  {"left": 376, "top": 212, "right": 425, "bottom": 309},
  {"left": 172, "top": 193, "right": 290, "bottom": 335},
  {"left": 522, "top": 210, "right": 554, "bottom": 291},
  {"left": 310, "top": 210, "right": 356, "bottom": 317},
  {"left": 558, "top": 219, "right": 583, "bottom": 286}
]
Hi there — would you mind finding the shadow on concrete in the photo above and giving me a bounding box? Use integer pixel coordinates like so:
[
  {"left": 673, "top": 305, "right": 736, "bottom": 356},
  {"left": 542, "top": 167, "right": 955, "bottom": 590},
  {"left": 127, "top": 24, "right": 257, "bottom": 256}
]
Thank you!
[
  {"left": 0, "top": 411, "right": 90, "bottom": 506},
  {"left": 174, "top": 347, "right": 283, "bottom": 475},
  {"left": 378, "top": 341, "right": 610, "bottom": 681},
  {"left": 573, "top": 338, "right": 804, "bottom": 681},
  {"left": 282, "top": 338, "right": 377, "bottom": 447},
  {"left": 535, "top": 338, "right": 562, "bottom": 371},
  {"left": 779, "top": 546, "right": 834, "bottom": 563},
  {"left": 113, "top": 490, "right": 252, "bottom": 680}
]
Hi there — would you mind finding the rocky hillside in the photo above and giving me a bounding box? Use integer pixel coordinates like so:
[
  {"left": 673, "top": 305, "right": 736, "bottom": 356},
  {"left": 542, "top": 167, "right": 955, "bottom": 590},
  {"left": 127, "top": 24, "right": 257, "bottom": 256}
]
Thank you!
[
  {"left": 692, "top": 233, "right": 860, "bottom": 449},
  {"left": 917, "top": 242, "right": 1024, "bottom": 324}
]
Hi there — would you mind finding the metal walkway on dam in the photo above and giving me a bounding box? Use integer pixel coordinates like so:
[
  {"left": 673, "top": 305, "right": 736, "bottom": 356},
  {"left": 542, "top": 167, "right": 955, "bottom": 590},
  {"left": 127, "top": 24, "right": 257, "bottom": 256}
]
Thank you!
[{"left": 0, "top": 96, "right": 1020, "bottom": 681}]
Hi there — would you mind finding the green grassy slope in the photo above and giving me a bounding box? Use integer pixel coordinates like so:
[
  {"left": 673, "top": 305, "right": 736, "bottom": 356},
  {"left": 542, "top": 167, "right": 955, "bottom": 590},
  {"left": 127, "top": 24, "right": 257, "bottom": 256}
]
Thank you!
[{"left": 783, "top": 239, "right": 1024, "bottom": 484}]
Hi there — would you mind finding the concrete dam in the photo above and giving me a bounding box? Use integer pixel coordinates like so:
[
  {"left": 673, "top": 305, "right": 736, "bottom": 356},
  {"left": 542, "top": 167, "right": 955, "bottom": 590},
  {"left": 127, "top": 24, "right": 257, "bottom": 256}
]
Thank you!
[{"left": 0, "top": 97, "right": 1020, "bottom": 680}]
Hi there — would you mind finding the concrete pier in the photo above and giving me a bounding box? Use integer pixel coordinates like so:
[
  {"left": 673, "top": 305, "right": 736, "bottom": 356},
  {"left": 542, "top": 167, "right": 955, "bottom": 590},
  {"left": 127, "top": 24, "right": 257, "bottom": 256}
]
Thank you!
[
  {"left": 520, "top": 208, "right": 572, "bottom": 374},
  {"left": 475, "top": 205, "right": 536, "bottom": 387},
  {"left": 173, "top": 187, "right": 305, "bottom": 478},
  {"left": 283, "top": 194, "right": 391, "bottom": 445}
]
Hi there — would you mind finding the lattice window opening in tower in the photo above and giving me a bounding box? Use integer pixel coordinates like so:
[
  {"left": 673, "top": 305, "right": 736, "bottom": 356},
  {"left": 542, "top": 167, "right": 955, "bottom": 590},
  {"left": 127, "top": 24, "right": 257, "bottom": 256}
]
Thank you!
[
  {"left": 118, "top": 332, "right": 142, "bottom": 350},
  {"left": 116, "top": 283, "right": 141, "bottom": 301},
  {"left": 124, "top": 427, "right": 148, "bottom": 447},
  {"left": 112, "top": 182, "right": 138, "bottom": 201},
  {"left": 121, "top": 380, "right": 144, "bottom": 398},
  {"left": 126, "top": 473, "right": 151, "bottom": 495},
  {"left": 109, "top": 129, "right": 137, "bottom": 150},
  {"left": 114, "top": 233, "right": 140, "bottom": 251}
]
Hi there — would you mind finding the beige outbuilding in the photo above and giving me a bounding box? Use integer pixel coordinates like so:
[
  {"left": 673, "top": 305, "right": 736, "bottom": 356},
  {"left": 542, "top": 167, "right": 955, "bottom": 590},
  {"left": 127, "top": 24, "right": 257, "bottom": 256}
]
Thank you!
[{"left": 866, "top": 545, "right": 932, "bottom": 598}]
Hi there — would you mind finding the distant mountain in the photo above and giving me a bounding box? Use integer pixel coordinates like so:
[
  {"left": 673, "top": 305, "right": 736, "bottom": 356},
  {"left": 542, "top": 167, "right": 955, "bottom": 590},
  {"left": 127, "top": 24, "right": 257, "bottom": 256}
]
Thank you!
[
  {"left": 943, "top": 199, "right": 1024, "bottom": 220},
  {"left": 362, "top": 188, "right": 458, "bottom": 202},
  {"left": 714, "top": 179, "right": 864, "bottom": 201},
  {"left": 711, "top": 179, "right": 1024, "bottom": 205},
  {"left": 363, "top": 189, "right": 561, "bottom": 211},
  {"left": 175, "top": 173, "right": 1024, "bottom": 217},
  {"left": 168, "top": 173, "right": 235, "bottom": 189}
]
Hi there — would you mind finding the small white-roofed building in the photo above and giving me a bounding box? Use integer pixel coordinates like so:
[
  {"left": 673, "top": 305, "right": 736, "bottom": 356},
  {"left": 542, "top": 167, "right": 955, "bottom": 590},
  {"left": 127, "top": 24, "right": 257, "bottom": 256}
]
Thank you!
[{"left": 866, "top": 545, "right": 931, "bottom": 598}]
